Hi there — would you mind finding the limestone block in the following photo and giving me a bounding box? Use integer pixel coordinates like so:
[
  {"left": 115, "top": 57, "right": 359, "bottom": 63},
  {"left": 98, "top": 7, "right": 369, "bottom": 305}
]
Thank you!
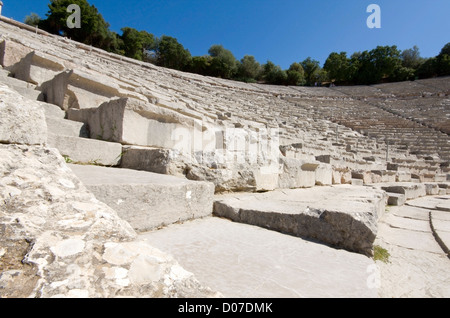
[
  {"left": 315, "top": 164, "right": 333, "bottom": 186},
  {"left": 381, "top": 183, "right": 426, "bottom": 200},
  {"left": 351, "top": 179, "right": 364, "bottom": 186},
  {"left": 69, "top": 97, "right": 210, "bottom": 153},
  {"left": 0, "top": 144, "right": 219, "bottom": 298},
  {"left": 381, "top": 171, "right": 397, "bottom": 183},
  {"left": 434, "top": 174, "right": 447, "bottom": 182},
  {"left": 39, "top": 101, "right": 66, "bottom": 119},
  {"left": 69, "top": 164, "right": 215, "bottom": 232},
  {"left": 0, "top": 83, "right": 47, "bottom": 145},
  {"left": 40, "top": 69, "right": 121, "bottom": 110},
  {"left": 120, "top": 145, "right": 189, "bottom": 177},
  {"left": 369, "top": 171, "right": 382, "bottom": 184},
  {"left": 47, "top": 133, "right": 122, "bottom": 166},
  {"left": 386, "top": 193, "right": 406, "bottom": 206},
  {"left": 332, "top": 170, "right": 342, "bottom": 184},
  {"left": 120, "top": 145, "right": 279, "bottom": 193},
  {"left": 10, "top": 51, "right": 65, "bottom": 85},
  {"left": 396, "top": 171, "right": 412, "bottom": 182},
  {"left": 278, "top": 158, "right": 319, "bottom": 189},
  {"left": 0, "top": 40, "right": 33, "bottom": 69},
  {"left": 46, "top": 117, "right": 89, "bottom": 138},
  {"left": 340, "top": 170, "right": 353, "bottom": 184},
  {"left": 213, "top": 185, "right": 387, "bottom": 256},
  {"left": 352, "top": 170, "right": 372, "bottom": 184},
  {"left": 0, "top": 68, "right": 40, "bottom": 100},
  {"left": 424, "top": 183, "right": 440, "bottom": 195},
  {"left": 253, "top": 165, "right": 279, "bottom": 191}
]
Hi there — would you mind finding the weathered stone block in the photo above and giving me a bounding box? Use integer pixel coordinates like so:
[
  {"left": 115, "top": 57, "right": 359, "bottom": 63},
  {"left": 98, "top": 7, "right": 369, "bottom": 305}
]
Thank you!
[
  {"left": 0, "top": 83, "right": 47, "bottom": 145},
  {"left": 10, "top": 51, "right": 65, "bottom": 85},
  {"left": 352, "top": 170, "right": 372, "bottom": 184},
  {"left": 40, "top": 69, "right": 120, "bottom": 110},
  {"left": 47, "top": 133, "right": 122, "bottom": 166},
  {"left": 0, "top": 40, "right": 33, "bottom": 69},
  {"left": 424, "top": 183, "right": 440, "bottom": 195},
  {"left": 69, "top": 164, "right": 215, "bottom": 232},
  {"left": 120, "top": 145, "right": 185, "bottom": 176},
  {"left": 40, "top": 69, "right": 148, "bottom": 110},
  {"left": 278, "top": 158, "right": 318, "bottom": 189},
  {"left": 214, "top": 185, "right": 387, "bottom": 256},
  {"left": 0, "top": 68, "right": 40, "bottom": 100},
  {"left": 45, "top": 117, "right": 89, "bottom": 138},
  {"left": 68, "top": 97, "right": 210, "bottom": 153},
  {"left": 315, "top": 164, "right": 333, "bottom": 186},
  {"left": 396, "top": 171, "right": 412, "bottom": 182},
  {"left": 386, "top": 192, "right": 406, "bottom": 206},
  {"left": 381, "top": 183, "right": 426, "bottom": 200}
]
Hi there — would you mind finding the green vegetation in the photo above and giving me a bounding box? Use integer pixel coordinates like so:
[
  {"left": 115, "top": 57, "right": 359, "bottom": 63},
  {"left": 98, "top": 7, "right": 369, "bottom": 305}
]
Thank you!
[
  {"left": 63, "top": 155, "right": 73, "bottom": 164},
  {"left": 373, "top": 245, "right": 390, "bottom": 263},
  {"left": 29, "top": 0, "right": 450, "bottom": 87}
]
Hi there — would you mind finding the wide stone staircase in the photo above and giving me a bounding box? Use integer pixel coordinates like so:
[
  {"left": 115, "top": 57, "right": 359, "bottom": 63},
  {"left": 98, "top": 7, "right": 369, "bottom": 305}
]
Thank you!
[{"left": 1, "top": 17, "right": 449, "bottom": 297}]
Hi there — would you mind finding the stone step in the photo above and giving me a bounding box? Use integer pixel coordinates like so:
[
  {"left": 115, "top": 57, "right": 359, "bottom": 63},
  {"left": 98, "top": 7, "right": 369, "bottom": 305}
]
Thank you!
[
  {"left": 386, "top": 192, "right": 406, "bottom": 206},
  {"left": 213, "top": 185, "right": 387, "bottom": 256},
  {"left": 138, "top": 216, "right": 377, "bottom": 298},
  {"left": 379, "top": 182, "right": 427, "bottom": 200},
  {"left": 0, "top": 67, "right": 41, "bottom": 100},
  {"left": 46, "top": 117, "right": 89, "bottom": 138},
  {"left": 47, "top": 133, "right": 122, "bottom": 166},
  {"left": 69, "top": 164, "right": 215, "bottom": 232},
  {"left": 39, "top": 101, "right": 66, "bottom": 119}
]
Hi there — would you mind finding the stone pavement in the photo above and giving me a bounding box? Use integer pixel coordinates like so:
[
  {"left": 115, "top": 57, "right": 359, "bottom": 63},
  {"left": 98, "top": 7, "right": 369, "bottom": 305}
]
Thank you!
[
  {"left": 138, "top": 195, "right": 450, "bottom": 298},
  {"left": 374, "top": 196, "right": 450, "bottom": 298},
  {"left": 138, "top": 217, "right": 378, "bottom": 298}
]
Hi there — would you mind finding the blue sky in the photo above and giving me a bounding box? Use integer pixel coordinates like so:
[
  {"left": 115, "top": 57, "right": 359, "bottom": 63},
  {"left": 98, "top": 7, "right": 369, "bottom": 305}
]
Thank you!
[{"left": 2, "top": 0, "right": 449, "bottom": 69}]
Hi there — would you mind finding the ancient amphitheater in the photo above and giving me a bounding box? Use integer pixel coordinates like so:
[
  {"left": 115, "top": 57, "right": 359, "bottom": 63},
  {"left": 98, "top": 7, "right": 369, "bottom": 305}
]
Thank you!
[{"left": 0, "top": 17, "right": 449, "bottom": 298}]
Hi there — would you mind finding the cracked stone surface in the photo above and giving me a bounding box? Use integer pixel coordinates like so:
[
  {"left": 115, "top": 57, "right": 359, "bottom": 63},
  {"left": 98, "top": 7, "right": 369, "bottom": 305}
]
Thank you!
[
  {"left": 138, "top": 217, "right": 378, "bottom": 298},
  {"left": 374, "top": 199, "right": 450, "bottom": 298}
]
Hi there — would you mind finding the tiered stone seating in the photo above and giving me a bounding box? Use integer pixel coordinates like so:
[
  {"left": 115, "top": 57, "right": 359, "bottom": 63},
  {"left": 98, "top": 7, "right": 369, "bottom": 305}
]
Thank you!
[
  {"left": 1, "top": 16, "right": 449, "bottom": 207},
  {"left": 2, "top": 18, "right": 450, "bottom": 298}
]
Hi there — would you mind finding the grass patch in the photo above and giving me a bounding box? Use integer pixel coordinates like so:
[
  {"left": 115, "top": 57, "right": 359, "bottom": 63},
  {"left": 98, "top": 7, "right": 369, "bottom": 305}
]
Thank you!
[
  {"left": 63, "top": 155, "right": 73, "bottom": 164},
  {"left": 373, "top": 245, "right": 390, "bottom": 263}
]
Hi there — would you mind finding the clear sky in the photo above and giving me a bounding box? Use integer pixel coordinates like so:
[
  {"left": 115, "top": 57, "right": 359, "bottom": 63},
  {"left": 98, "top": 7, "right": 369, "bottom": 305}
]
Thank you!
[{"left": 2, "top": 0, "right": 449, "bottom": 69}]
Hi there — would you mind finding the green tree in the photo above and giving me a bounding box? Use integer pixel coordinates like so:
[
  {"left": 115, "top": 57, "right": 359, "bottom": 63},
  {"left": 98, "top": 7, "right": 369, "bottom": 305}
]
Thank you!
[
  {"left": 120, "top": 27, "right": 155, "bottom": 61},
  {"left": 286, "top": 62, "right": 305, "bottom": 86},
  {"left": 260, "top": 61, "right": 287, "bottom": 85},
  {"left": 315, "top": 68, "right": 329, "bottom": 85},
  {"left": 155, "top": 35, "right": 191, "bottom": 70},
  {"left": 301, "top": 57, "right": 320, "bottom": 86},
  {"left": 353, "top": 46, "right": 403, "bottom": 84},
  {"left": 348, "top": 52, "right": 362, "bottom": 83},
  {"left": 188, "top": 55, "right": 212, "bottom": 75},
  {"left": 416, "top": 58, "right": 438, "bottom": 79},
  {"left": 401, "top": 45, "right": 424, "bottom": 69},
  {"left": 236, "top": 55, "right": 261, "bottom": 82},
  {"left": 39, "top": 0, "right": 116, "bottom": 51},
  {"left": 436, "top": 42, "right": 450, "bottom": 76},
  {"left": 24, "top": 13, "right": 41, "bottom": 27},
  {"left": 392, "top": 66, "right": 415, "bottom": 82},
  {"left": 324, "top": 52, "right": 351, "bottom": 84},
  {"left": 439, "top": 42, "right": 450, "bottom": 56},
  {"left": 208, "top": 45, "right": 238, "bottom": 79}
]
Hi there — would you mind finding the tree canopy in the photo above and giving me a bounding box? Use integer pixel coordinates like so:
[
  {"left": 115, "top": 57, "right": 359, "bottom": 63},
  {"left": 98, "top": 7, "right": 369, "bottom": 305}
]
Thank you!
[
  {"left": 155, "top": 36, "right": 191, "bottom": 71},
  {"left": 32, "top": 0, "right": 450, "bottom": 86},
  {"left": 39, "top": 0, "right": 119, "bottom": 52},
  {"left": 208, "top": 45, "right": 238, "bottom": 79},
  {"left": 120, "top": 27, "right": 155, "bottom": 62}
]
